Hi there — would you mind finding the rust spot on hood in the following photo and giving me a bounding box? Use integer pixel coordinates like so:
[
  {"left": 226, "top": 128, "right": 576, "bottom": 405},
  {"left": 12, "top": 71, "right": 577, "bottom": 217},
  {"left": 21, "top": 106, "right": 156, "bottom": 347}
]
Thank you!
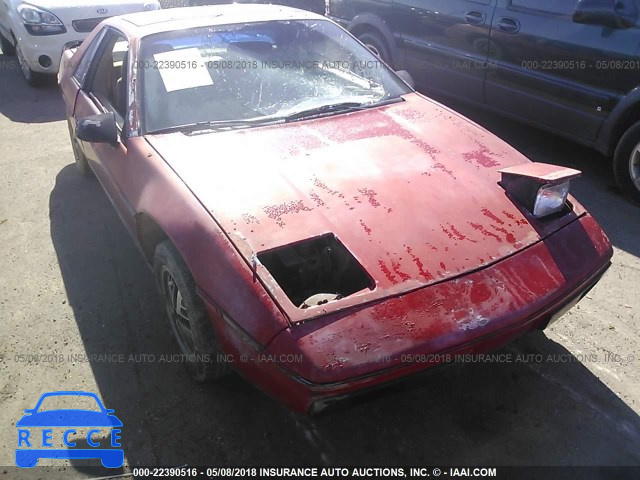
[
  {"left": 463, "top": 145, "right": 501, "bottom": 168},
  {"left": 378, "top": 260, "right": 397, "bottom": 283},
  {"left": 481, "top": 208, "right": 505, "bottom": 225},
  {"left": 358, "top": 188, "right": 381, "bottom": 208},
  {"left": 263, "top": 200, "right": 312, "bottom": 227},
  {"left": 406, "top": 246, "right": 434, "bottom": 281},
  {"left": 470, "top": 222, "right": 503, "bottom": 243}
]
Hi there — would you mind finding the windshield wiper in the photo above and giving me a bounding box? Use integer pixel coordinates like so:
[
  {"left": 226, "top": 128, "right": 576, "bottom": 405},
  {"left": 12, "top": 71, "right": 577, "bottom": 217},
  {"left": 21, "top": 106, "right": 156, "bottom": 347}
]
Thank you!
[
  {"left": 283, "top": 102, "right": 365, "bottom": 122},
  {"left": 146, "top": 117, "right": 285, "bottom": 135},
  {"left": 146, "top": 97, "right": 405, "bottom": 134},
  {"left": 283, "top": 97, "right": 404, "bottom": 122}
]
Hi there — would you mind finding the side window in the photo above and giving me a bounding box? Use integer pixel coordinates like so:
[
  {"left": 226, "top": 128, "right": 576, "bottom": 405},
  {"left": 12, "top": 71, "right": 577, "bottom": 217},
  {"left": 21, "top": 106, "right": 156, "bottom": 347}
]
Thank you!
[
  {"left": 73, "top": 28, "right": 107, "bottom": 86},
  {"left": 86, "top": 32, "right": 130, "bottom": 127},
  {"left": 510, "top": 0, "right": 576, "bottom": 15}
]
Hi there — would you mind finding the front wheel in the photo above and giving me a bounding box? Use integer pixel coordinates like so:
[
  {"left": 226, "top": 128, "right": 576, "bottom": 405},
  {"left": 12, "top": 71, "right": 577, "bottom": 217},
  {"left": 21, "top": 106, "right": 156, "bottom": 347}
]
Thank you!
[
  {"left": 357, "top": 31, "right": 392, "bottom": 67},
  {"left": 0, "top": 33, "right": 16, "bottom": 55},
  {"left": 613, "top": 121, "right": 640, "bottom": 204},
  {"left": 154, "top": 240, "right": 231, "bottom": 382}
]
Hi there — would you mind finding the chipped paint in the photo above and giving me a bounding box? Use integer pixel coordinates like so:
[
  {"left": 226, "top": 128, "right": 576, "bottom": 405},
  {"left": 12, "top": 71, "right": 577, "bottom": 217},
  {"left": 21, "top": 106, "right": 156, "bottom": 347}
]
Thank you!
[
  {"left": 406, "top": 246, "right": 434, "bottom": 281},
  {"left": 359, "top": 220, "right": 372, "bottom": 236},
  {"left": 309, "top": 192, "right": 326, "bottom": 207},
  {"left": 263, "top": 200, "right": 312, "bottom": 227},
  {"left": 470, "top": 222, "right": 503, "bottom": 243},
  {"left": 358, "top": 188, "right": 380, "bottom": 208},
  {"left": 463, "top": 145, "right": 501, "bottom": 168},
  {"left": 378, "top": 260, "right": 397, "bottom": 283}
]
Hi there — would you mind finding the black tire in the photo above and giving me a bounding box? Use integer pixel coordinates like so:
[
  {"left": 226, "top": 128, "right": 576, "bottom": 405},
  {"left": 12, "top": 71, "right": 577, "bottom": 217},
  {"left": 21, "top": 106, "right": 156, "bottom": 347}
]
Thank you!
[
  {"left": 67, "top": 120, "right": 92, "bottom": 177},
  {"left": 154, "top": 240, "right": 230, "bottom": 381},
  {"left": 0, "top": 33, "right": 16, "bottom": 56},
  {"left": 357, "top": 31, "right": 392, "bottom": 67},
  {"left": 613, "top": 121, "right": 640, "bottom": 204}
]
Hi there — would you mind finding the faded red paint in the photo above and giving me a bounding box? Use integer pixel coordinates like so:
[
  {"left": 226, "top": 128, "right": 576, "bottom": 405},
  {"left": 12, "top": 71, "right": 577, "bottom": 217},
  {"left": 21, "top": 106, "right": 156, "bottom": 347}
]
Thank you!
[
  {"left": 360, "top": 220, "right": 372, "bottom": 236},
  {"left": 470, "top": 222, "right": 503, "bottom": 243},
  {"left": 406, "top": 246, "right": 434, "bottom": 281},
  {"left": 378, "top": 260, "right": 397, "bottom": 283},
  {"left": 503, "top": 210, "right": 529, "bottom": 226},
  {"left": 241, "top": 213, "right": 259, "bottom": 225},
  {"left": 391, "top": 258, "right": 411, "bottom": 282},
  {"left": 433, "top": 162, "right": 456, "bottom": 179},
  {"left": 482, "top": 208, "right": 505, "bottom": 225},
  {"left": 358, "top": 188, "right": 381, "bottom": 208},
  {"left": 263, "top": 200, "right": 312, "bottom": 227},
  {"left": 309, "top": 192, "right": 325, "bottom": 207},
  {"left": 58, "top": 7, "right": 613, "bottom": 413},
  {"left": 463, "top": 145, "right": 501, "bottom": 168},
  {"left": 313, "top": 177, "right": 344, "bottom": 198}
]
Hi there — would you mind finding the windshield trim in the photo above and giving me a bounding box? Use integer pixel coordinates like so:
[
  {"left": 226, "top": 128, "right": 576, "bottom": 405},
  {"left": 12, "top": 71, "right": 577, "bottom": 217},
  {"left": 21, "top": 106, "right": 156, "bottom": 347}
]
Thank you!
[{"left": 145, "top": 96, "right": 406, "bottom": 136}]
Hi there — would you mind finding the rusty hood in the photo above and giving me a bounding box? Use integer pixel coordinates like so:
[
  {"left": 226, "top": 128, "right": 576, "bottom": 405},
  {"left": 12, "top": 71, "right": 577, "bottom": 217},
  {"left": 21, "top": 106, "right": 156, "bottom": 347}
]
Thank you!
[{"left": 146, "top": 93, "right": 577, "bottom": 321}]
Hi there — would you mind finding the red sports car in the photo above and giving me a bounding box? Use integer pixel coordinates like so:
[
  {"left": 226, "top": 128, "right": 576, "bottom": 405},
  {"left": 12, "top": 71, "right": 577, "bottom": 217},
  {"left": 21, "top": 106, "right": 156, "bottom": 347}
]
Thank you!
[{"left": 58, "top": 5, "right": 613, "bottom": 414}]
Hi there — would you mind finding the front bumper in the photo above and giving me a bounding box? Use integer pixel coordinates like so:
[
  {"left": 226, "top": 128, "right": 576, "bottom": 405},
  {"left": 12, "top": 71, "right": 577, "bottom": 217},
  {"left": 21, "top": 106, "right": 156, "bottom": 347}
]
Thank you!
[
  {"left": 207, "top": 213, "right": 612, "bottom": 413},
  {"left": 14, "top": 22, "right": 85, "bottom": 74}
]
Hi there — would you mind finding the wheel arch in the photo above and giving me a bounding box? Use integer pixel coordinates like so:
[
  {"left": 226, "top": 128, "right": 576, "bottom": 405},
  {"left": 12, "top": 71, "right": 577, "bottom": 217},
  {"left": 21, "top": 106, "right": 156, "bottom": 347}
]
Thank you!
[
  {"left": 347, "top": 13, "right": 399, "bottom": 68},
  {"left": 597, "top": 86, "right": 640, "bottom": 156},
  {"left": 135, "top": 211, "right": 170, "bottom": 266}
]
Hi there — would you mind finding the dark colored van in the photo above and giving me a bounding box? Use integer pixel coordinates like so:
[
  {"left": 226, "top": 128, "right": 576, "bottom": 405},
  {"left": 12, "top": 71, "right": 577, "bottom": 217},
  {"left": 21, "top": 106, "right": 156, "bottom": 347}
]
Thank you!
[
  {"left": 190, "top": 0, "right": 324, "bottom": 14},
  {"left": 326, "top": 0, "right": 640, "bottom": 202}
]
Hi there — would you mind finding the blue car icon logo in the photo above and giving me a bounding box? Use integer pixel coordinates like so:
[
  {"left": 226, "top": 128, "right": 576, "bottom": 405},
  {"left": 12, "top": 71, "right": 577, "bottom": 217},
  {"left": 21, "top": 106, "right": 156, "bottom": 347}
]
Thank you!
[{"left": 16, "top": 391, "right": 124, "bottom": 468}]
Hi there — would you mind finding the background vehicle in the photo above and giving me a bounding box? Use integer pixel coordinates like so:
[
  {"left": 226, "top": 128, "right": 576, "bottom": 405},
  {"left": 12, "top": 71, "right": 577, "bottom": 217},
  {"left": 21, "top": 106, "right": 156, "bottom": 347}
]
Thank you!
[
  {"left": 326, "top": 0, "right": 640, "bottom": 203},
  {"left": 0, "top": 0, "right": 160, "bottom": 86},
  {"left": 188, "top": 0, "right": 324, "bottom": 14}
]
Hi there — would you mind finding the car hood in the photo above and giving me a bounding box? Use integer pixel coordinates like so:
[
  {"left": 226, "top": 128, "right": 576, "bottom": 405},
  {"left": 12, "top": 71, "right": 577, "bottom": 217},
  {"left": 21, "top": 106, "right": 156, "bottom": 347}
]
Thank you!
[
  {"left": 16, "top": 410, "right": 122, "bottom": 427},
  {"left": 147, "top": 93, "right": 581, "bottom": 321}
]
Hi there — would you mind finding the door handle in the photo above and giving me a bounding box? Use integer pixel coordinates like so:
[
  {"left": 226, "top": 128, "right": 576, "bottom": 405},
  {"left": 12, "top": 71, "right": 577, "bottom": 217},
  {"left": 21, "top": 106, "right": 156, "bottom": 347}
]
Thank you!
[
  {"left": 497, "top": 17, "right": 520, "bottom": 33},
  {"left": 465, "top": 11, "right": 486, "bottom": 25}
]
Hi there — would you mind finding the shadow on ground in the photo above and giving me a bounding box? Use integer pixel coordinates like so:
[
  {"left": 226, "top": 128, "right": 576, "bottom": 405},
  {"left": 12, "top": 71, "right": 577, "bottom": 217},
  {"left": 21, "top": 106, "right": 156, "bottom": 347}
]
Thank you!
[
  {"left": 49, "top": 163, "right": 640, "bottom": 470},
  {"left": 0, "top": 51, "right": 64, "bottom": 123}
]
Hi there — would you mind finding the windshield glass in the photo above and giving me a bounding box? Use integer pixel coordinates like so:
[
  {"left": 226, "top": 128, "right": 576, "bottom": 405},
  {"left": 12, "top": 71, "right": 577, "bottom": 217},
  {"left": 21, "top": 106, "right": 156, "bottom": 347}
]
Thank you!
[
  {"left": 36, "top": 395, "right": 102, "bottom": 412},
  {"left": 139, "top": 19, "right": 411, "bottom": 133}
]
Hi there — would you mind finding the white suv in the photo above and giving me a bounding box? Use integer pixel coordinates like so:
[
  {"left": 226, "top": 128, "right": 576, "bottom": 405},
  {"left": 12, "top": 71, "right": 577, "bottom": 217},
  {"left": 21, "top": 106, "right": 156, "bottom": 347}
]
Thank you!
[{"left": 0, "top": 0, "right": 160, "bottom": 86}]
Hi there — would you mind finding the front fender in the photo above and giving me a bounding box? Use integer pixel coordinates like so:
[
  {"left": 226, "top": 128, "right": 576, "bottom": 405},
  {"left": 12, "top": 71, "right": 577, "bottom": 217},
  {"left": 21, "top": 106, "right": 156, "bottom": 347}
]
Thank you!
[{"left": 126, "top": 137, "right": 289, "bottom": 347}]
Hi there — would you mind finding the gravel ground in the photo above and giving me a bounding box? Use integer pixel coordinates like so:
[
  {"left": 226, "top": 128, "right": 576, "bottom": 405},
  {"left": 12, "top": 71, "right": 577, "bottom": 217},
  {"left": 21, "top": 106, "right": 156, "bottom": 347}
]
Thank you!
[{"left": 0, "top": 36, "right": 638, "bottom": 479}]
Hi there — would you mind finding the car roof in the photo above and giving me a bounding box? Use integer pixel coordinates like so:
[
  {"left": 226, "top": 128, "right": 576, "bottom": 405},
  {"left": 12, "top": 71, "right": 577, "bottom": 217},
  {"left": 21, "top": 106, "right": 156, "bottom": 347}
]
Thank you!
[{"left": 112, "top": 5, "right": 326, "bottom": 38}]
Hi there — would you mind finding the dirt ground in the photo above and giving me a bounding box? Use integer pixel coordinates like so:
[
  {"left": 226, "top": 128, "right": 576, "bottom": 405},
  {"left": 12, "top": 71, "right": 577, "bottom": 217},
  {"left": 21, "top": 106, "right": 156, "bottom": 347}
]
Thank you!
[{"left": 0, "top": 37, "right": 639, "bottom": 479}]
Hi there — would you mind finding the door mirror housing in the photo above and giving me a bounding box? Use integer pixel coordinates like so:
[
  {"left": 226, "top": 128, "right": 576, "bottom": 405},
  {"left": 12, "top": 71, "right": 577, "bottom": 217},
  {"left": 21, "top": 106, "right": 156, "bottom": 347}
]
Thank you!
[
  {"left": 573, "top": 0, "right": 637, "bottom": 29},
  {"left": 395, "top": 69, "right": 415, "bottom": 89},
  {"left": 76, "top": 112, "right": 118, "bottom": 146}
]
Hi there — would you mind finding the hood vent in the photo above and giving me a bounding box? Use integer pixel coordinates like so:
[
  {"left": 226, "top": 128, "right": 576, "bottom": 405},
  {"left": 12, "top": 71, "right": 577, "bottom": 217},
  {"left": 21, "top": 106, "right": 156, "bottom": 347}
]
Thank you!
[{"left": 258, "top": 234, "right": 374, "bottom": 309}]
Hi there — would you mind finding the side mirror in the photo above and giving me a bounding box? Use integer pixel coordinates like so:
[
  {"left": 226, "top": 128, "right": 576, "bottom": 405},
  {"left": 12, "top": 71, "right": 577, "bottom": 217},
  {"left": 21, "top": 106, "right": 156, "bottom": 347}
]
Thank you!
[
  {"left": 76, "top": 112, "right": 118, "bottom": 146},
  {"left": 395, "top": 69, "right": 415, "bottom": 89},
  {"left": 573, "top": 0, "right": 637, "bottom": 29}
]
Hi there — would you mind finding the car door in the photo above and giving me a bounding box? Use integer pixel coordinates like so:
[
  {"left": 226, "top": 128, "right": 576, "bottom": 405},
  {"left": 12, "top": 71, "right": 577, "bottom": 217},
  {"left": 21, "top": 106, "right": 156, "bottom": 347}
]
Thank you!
[
  {"left": 486, "top": 0, "right": 640, "bottom": 144},
  {"left": 393, "top": 0, "right": 497, "bottom": 102},
  {"left": 73, "top": 28, "right": 137, "bottom": 233}
]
